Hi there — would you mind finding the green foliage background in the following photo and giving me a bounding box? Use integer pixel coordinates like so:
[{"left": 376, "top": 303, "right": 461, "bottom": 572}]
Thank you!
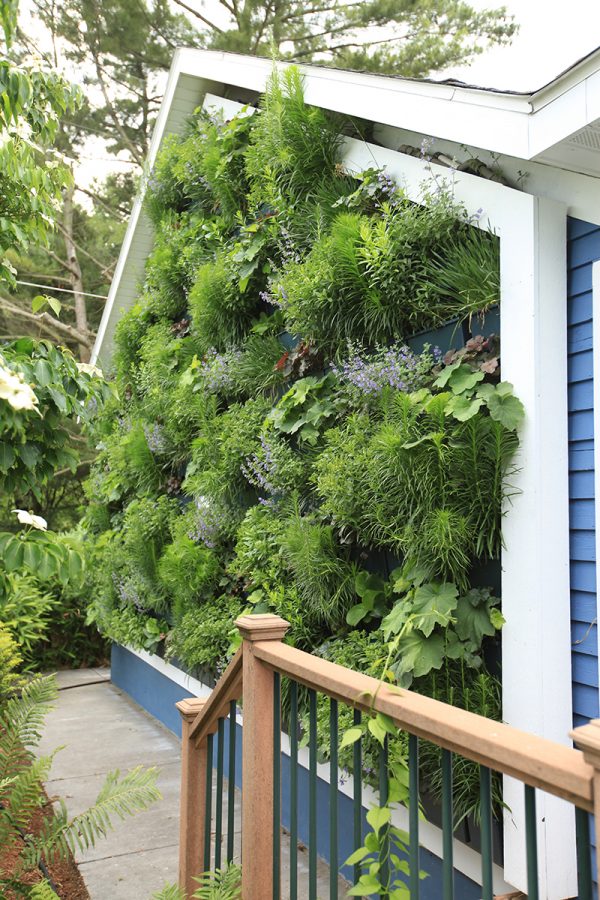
[{"left": 85, "top": 68, "right": 521, "bottom": 824}]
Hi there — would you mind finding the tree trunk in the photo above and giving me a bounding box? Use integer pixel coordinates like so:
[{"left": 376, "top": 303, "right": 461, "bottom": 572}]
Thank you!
[{"left": 62, "top": 182, "right": 90, "bottom": 362}]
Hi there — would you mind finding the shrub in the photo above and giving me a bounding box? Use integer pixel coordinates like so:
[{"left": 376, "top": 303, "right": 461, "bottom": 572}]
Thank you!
[
  {"left": 282, "top": 513, "right": 357, "bottom": 629},
  {"left": 245, "top": 67, "right": 342, "bottom": 210},
  {"left": 0, "top": 574, "right": 55, "bottom": 665},
  {"left": 0, "top": 624, "right": 22, "bottom": 709},
  {"left": 189, "top": 255, "right": 258, "bottom": 352},
  {"left": 167, "top": 596, "right": 243, "bottom": 676},
  {"left": 158, "top": 527, "right": 221, "bottom": 622}
]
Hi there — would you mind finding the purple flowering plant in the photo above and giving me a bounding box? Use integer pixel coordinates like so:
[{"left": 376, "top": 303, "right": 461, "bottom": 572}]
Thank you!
[
  {"left": 187, "top": 496, "right": 221, "bottom": 549},
  {"left": 331, "top": 341, "right": 440, "bottom": 399}
]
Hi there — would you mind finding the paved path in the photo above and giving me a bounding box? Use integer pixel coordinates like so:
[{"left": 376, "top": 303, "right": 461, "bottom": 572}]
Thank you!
[{"left": 38, "top": 670, "right": 348, "bottom": 899}]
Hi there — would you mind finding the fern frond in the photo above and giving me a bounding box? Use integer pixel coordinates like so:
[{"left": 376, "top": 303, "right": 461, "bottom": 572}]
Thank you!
[
  {"left": 0, "top": 675, "right": 57, "bottom": 774},
  {"left": 193, "top": 864, "right": 242, "bottom": 899},
  {"left": 152, "top": 885, "right": 186, "bottom": 900},
  {"left": 29, "top": 879, "right": 58, "bottom": 899},
  {"left": 1, "top": 752, "right": 55, "bottom": 837},
  {"left": 27, "top": 766, "right": 161, "bottom": 865}
]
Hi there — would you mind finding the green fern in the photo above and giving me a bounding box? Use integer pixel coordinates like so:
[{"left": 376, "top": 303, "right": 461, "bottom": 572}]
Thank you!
[
  {"left": 0, "top": 675, "right": 161, "bottom": 892},
  {"left": 24, "top": 766, "right": 161, "bottom": 866},
  {"left": 28, "top": 879, "right": 57, "bottom": 899},
  {"left": 282, "top": 512, "right": 357, "bottom": 629},
  {"left": 152, "top": 886, "right": 186, "bottom": 900},
  {"left": 153, "top": 865, "right": 242, "bottom": 900},
  {"left": 193, "top": 864, "right": 242, "bottom": 899},
  {"left": 0, "top": 675, "right": 57, "bottom": 770}
]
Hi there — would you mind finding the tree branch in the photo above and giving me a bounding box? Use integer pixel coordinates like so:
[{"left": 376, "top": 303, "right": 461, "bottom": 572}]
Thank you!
[
  {"left": 52, "top": 221, "right": 116, "bottom": 277},
  {"left": 75, "top": 185, "right": 128, "bottom": 220},
  {"left": 93, "top": 55, "right": 145, "bottom": 167},
  {"left": 0, "top": 296, "right": 93, "bottom": 349},
  {"left": 46, "top": 249, "right": 79, "bottom": 278},
  {"left": 171, "top": 0, "right": 224, "bottom": 32}
]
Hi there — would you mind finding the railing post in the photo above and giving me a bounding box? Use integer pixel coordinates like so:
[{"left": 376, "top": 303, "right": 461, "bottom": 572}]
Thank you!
[
  {"left": 177, "top": 697, "right": 208, "bottom": 897},
  {"left": 571, "top": 718, "right": 600, "bottom": 878},
  {"left": 236, "top": 614, "right": 290, "bottom": 900}
]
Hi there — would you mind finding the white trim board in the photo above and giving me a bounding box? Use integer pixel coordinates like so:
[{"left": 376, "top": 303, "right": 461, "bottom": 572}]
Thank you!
[
  {"left": 105, "top": 86, "right": 575, "bottom": 896},
  {"left": 122, "top": 643, "right": 515, "bottom": 894}
]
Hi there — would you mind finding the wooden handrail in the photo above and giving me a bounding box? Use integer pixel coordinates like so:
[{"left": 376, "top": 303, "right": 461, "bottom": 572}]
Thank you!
[
  {"left": 253, "top": 639, "right": 594, "bottom": 811},
  {"left": 189, "top": 647, "right": 243, "bottom": 745}
]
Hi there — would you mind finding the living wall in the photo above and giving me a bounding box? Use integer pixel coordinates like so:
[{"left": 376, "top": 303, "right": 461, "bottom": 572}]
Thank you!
[{"left": 85, "top": 68, "right": 523, "bottom": 826}]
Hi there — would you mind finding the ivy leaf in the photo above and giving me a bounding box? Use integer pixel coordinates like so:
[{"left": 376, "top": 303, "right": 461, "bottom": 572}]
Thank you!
[
  {"left": 366, "top": 806, "right": 391, "bottom": 834},
  {"left": 347, "top": 603, "right": 369, "bottom": 626},
  {"left": 446, "top": 364, "right": 484, "bottom": 395},
  {"left": 433, "top": 360, "right": 460, "bottom": 388},
  {"left": 46, "top": 296, "right": 62, "bottom": 317},
  {"left": 340, "top": 727, "right": 363, "bottom": 750},
  {"left": 477, "top": 382, "right": 525, "bottom": 431},
  {"left": 367, "top": 716, "right": 387, "bottom": 746},
  {"left": 411, "top": 583, "right": 458, "bottom": 636},
  {"left": 382, "top": 600, "right": 409, "bottom": 639},
  {"left": 391, "top": 631, "right": 445, "bottom": 686},
  {"left": 445, "top": 394, "right": 484, "bottom": 422},
  {"left": 344, "top": 846, "right": 370, "bottom": 866},
  {"left": 454, "top": 599, "right": 495, "bottom": 644},
  {"left": 490, "top": 607, "right": 505, "bottom": 630}
]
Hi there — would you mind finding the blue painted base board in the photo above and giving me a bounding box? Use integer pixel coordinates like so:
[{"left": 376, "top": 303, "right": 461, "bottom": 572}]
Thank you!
[{"left": 111, "top": 643, "right": 482, "bottom": 897}]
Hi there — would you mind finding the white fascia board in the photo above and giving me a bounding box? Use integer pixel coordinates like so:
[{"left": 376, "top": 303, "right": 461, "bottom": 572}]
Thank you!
[
  {"left": 375, "top": 123, "right": 600, "bottom": 226},
  {"left": 175, "top": 48, "right": 600, "bottom": 162},
  {"left": 174, "top": 49, "right": 533, "bottom": 160},
  {"left": 91, "top": 57, "right": 224, "bottom": 366}
]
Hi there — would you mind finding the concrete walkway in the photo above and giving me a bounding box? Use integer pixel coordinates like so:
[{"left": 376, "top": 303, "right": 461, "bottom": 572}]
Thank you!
[{"left": 38, "top": 670, "right": 348, "bottom": 899}]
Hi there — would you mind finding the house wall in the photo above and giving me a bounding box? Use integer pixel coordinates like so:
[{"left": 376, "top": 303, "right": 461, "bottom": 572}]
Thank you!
[{"left": 568, "top": 217, "right": 600, "bottom": 729}]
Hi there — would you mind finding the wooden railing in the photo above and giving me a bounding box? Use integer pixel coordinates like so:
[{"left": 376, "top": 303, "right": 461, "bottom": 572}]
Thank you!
[{"left": 177, "top": 614, "right": 600, "bottom": 899}]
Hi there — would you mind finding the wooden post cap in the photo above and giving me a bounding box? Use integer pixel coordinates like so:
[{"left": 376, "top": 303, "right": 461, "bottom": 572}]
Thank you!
[
  {"left": 571, "top": 718, "right": 600, "bottom": 763},
  {"left": 176, "top": 697, "right": 207, "bottom": 721},
  {"left": 235, "top": 613, "right": 290, "bottom": 642}
]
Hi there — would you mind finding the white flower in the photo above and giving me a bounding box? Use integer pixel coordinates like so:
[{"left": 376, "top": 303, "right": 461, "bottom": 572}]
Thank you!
[
  {"left": 0, "top": 364, "right": 38, "bottom": 411},
  {"left": 13, "top": 509, "right": 48, "bottom": 531},
  {"left": 76, "top": 361, "right": 103, "bottom": 378}
]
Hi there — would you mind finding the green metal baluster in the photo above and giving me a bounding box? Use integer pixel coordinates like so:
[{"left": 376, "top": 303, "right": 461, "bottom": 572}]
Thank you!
[
  {"left": 479, "top": 766, "right": 493, "bottom": 900},
  {"left": 273, "top": 673, "right": 281, "bottom": 900},
  {"left": 289, "top": 681, "right": 298, "bottom": 900},
  {"left": 227, "top": 701, "right": 236, "bottom": 864},
  {"left": 330, "top": 699, "right": 339, "bottom": 899},
  {"left": 575, "top": 807, "right": 593, "bottom": 899},
  {"left": 409, "top": 734, "right": 419, "bottom": 899},
  {"left": 309, "top": 688, "right": 317, "bottom": 900},
  {"left": 524, "top": 785, "right": 539, "bottom": 900},
  {"left": 204, "top": 732, "right": 213, "bottom": 871},
  {"left": 353, "top": 708, "right": 362, "bottom": 886},
  {"left": 379, "top": 734, "right": 390, "bottom": 891},
  {"left": 441, "top": 749, "right": 454, "bottom": 899},
  {"left": 215, "top": 718, "right": 224, "bottom": 870}
]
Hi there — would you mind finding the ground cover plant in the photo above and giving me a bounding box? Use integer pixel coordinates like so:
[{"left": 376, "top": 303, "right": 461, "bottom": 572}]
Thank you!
[{"left": 84, "top": 67, "right": 522, "bottom": 838}]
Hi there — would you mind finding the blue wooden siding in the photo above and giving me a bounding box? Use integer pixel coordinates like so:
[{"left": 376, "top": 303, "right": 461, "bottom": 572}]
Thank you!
[{"left": 568, "top": 216, "right": 600, "bottom": 728}]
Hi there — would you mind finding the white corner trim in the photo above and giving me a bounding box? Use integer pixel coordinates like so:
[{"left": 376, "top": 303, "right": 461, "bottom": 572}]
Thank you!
[
  {"left": 593, "top": 261, "right": 600, "bottom": 700},
  {"left": 500, "top": 196, "right": 574, "bottom": 897}
]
